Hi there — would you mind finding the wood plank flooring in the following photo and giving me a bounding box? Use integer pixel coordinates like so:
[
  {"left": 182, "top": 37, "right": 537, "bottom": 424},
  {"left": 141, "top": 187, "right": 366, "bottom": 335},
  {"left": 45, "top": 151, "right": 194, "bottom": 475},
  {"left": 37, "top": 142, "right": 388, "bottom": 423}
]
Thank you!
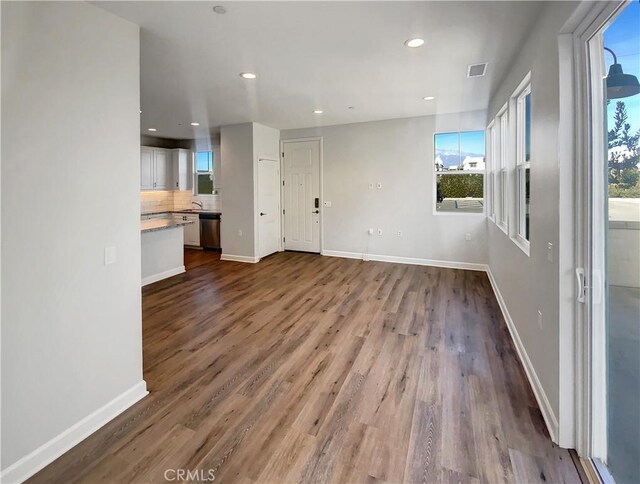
[{"left": 31, "top": 250, "right": 581, "bottom": 483}]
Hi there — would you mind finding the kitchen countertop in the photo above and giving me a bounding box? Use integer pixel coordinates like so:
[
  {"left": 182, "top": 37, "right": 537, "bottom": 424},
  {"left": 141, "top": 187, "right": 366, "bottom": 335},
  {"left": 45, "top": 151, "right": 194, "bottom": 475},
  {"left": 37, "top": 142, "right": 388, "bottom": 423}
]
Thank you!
[
  {"left": 142, "top": 210, "right": 222, "bottom": 216},
  {"left": 141, "top": 218, "right": 196, "bottom": 233}
]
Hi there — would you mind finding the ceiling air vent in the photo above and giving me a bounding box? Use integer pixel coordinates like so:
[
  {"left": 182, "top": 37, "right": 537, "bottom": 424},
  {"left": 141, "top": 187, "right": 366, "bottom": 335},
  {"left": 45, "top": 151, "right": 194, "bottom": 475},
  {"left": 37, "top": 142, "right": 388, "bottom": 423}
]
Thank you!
[{"left": 467, "top": 63, "right": 488, "bottom": 78}]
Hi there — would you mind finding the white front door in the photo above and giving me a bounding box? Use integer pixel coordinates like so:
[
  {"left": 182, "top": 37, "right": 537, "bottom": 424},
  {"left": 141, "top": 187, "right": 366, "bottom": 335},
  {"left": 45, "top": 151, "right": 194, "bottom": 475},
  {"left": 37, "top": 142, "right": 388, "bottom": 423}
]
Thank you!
[
  {"left": 257, "top": 158, "right": 281, "bottom": 259},
  {"left": 283, "top": 139, "right": 321, "bottom": 253}
]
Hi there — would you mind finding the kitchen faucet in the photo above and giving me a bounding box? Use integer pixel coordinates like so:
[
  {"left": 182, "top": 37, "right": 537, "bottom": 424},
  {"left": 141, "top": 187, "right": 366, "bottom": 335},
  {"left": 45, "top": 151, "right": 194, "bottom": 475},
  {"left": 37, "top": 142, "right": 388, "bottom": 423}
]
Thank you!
[{"left": 192, "top": 201, "right": 203, "bottom": 209}]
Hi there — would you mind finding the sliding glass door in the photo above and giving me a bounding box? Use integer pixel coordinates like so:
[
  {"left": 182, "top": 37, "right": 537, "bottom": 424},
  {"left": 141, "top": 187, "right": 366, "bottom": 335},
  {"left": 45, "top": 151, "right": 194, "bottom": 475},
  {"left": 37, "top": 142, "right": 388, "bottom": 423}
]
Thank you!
[{"left": 586, "top": 3, "right": 640, "bottom": 481}]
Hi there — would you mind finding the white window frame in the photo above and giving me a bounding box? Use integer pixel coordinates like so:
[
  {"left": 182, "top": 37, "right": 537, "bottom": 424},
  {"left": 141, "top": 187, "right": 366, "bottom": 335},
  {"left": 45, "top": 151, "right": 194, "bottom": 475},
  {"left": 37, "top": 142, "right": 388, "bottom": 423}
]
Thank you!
[
  {"left": 512, "top": 74, "right": 532, "bottom": 255},
  {"left": 486, "top": 121, "right": 496, "bottom": 221},
  {"left": 193, "top": 147, "right": 220, "bottom": 197},
  {"left": 433, "top": 131, "right": 486, "bottom": 216},
  {"left": 497, "top": 104, "right": 509, "bottom": 234}
]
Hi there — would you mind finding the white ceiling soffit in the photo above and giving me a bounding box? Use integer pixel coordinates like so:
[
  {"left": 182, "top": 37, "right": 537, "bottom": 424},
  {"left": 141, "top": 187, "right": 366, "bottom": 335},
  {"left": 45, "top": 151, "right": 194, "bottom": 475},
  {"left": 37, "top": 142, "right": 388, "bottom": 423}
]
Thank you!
[{"left": 94, "top": 1, "right": 545, "bottom": 139}]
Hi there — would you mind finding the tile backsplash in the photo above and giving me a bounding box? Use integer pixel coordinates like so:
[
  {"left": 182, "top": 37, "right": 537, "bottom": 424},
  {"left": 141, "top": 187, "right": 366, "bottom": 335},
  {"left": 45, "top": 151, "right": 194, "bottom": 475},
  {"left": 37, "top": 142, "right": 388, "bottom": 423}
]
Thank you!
[{"left": 141, "top": 191, "right": 221, "bottom": 214}]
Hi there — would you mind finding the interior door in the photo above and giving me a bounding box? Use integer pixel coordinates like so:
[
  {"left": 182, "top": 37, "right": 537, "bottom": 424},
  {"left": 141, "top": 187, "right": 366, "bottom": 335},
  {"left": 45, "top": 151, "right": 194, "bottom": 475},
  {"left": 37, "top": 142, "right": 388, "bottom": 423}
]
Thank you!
[
  {"left": 257, "top": 158, "right": 281, "bottom": 258},
  {"left": 283, "top": 139, "right": 320, "bottom": 253}
]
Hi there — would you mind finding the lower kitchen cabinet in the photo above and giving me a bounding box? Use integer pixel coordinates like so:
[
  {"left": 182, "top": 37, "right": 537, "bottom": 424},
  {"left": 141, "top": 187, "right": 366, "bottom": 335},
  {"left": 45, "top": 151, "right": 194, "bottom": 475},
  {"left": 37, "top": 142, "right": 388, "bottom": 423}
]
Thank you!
[{"left": 174, "top": 214, "right": 200, "bottom": 246}]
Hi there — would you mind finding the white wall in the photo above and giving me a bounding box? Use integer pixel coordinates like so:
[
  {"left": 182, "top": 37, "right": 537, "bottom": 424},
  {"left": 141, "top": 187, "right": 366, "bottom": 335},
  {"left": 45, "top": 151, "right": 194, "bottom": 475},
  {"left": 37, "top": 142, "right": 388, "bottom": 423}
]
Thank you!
[
  {"left": 1, "top": 1, "right": 144, "bottom": 478},
  {"left": 485, "top": 1, "right": 580, "bottom": 437},
  {"left": 220, "top": 122, "right": 280, "bottom": 260},
  {"left": 220, "top": 123, "right": 255, "bottom": 258},
  {"left": 281, "top": 112, "right": 488, "bottom": 265}
]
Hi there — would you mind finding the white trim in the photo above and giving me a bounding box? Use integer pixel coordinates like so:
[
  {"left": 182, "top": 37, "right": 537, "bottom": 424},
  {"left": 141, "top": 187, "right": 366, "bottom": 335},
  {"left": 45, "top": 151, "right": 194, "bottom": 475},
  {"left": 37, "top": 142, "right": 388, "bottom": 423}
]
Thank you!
[
  {"left": 141, "top": 266, "right": 185, "bottom": 286},
  {"left": 220, "top": 254, "right": 259, "bottom": 263},
  {"left": 486, "top": 268, "right": 559, "bottom": 443},
  {"left": 321, "top": 250, "right": 489, "bottom": 272},
  {"left": 557, "top": 30, "right": 577, "bottom": 451},
  {"left": 0, "top": 381, "right": 148, "bottom": 484}
]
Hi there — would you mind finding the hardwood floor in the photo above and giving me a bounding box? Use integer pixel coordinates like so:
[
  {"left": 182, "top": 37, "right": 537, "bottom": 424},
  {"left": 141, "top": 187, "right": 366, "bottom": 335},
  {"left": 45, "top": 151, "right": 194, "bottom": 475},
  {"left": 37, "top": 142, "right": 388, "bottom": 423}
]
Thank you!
[{"left": 31, "top": 250, "right": 581, "bottom": 483}]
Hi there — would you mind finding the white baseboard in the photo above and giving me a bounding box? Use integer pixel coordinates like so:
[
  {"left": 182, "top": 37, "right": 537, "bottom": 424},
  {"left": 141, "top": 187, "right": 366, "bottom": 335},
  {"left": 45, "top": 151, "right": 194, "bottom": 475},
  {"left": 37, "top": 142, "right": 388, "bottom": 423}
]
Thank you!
[
  {"left": 321, "top": 249, "right": 489, "bottom": 272},
  {"left": 141, "top": 266, "right": 185, "bottom": 286},
  {"left": 486, "top": 268, "right": 559, "bottom": 443},
  {"left": 1, "top": 380, "right": 148, "bottom": 484},
  {"left": 220, "top": 254, "right": 259, "bottom": 263}
]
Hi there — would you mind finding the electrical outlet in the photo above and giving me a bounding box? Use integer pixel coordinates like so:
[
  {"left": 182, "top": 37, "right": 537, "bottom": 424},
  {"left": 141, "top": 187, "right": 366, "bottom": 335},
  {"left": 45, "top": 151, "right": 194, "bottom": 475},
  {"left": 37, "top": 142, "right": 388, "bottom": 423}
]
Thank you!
[
  {"left": 465, "top": 233, "right": 472, "bottom": 241},
  {"left": 238, "top": 229, "right": 243, "bottom": 237},
  {"left": 377, "top": 228, "right": 383, "bottom": 236},
  {"left": 376, "top": 182, "right": 382, "bottom": 189},
  {"left": 547, "top": 242, "right": 553, "bottom": 262},
  {"left": 368, "top": 228, "right": 374, "bottom": 235},
  {"left": 397, "top": 230, "right": 403, "bottom": 237},
  {"left": 104, "top": 246, "right": 117, "bottom": 265},
  {"left": 537, "top": 309, "right": 543, "bottom": 328}
]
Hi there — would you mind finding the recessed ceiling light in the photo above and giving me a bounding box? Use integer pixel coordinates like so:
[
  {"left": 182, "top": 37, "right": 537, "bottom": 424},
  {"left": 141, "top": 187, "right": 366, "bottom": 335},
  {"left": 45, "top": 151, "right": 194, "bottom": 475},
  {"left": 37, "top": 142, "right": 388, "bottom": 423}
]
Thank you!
[
  {"left": 147, "top": 128, "right": 157, "bottom": 132},
  {"left": 190, "top": 122, "right": 200, "bottom": 126},
  {"left": 240, "top": 72, "right": 257, "bottom": 80},
  {"left": 212, "top": 5, "right": 226, "bottom": 14},
  {"left": 313, "top": 110, "right": 323, "bottom": 114},
  {"left": 422, "top": 96, "right": 435, "bottom": 101},
  {"left": 405, "top": 38, "right": 425, "bottom": 48}
]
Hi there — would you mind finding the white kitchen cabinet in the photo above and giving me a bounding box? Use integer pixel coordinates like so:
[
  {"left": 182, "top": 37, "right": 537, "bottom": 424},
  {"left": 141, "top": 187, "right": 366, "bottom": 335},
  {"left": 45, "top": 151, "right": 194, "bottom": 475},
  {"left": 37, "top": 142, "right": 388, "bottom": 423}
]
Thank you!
[
  {"left": 173, "top": 213, "right": 200, "bottom": 246},
  {"left": 140, "top": 147, "right": 154, "bottom": 190},
  {"left": 154, "top": 149, "right": 169, "bottom": 189},
  {"left": 140, "top": 146, "right": 171, "bottom": 191},
  {"left": 171, "top": 149, "right": 192, "bottom": 191}
]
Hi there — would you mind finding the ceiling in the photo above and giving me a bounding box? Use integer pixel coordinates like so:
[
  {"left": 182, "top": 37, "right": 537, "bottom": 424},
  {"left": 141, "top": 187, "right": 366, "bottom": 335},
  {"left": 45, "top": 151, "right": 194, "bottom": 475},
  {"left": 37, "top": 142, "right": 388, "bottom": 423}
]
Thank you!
[{"left": 95, "top": 1, "right": 546, "bottom": 139}]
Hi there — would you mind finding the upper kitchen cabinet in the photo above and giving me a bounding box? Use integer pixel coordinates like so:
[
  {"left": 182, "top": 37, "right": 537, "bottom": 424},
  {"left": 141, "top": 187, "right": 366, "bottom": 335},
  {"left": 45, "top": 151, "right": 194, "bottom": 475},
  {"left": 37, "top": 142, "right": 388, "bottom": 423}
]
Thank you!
[
  {"left": 172, "top": 148, "right": 192, "bottom": 191},
  {"left": 140, "top": 146, "right": 171, "bottom": 190}
]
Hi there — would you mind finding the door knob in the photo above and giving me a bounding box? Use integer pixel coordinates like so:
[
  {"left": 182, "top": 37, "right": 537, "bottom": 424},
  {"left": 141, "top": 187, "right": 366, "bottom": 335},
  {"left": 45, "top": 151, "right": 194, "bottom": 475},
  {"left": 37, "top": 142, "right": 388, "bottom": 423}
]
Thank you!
[
  {"left": 312, "top": 210, "right": 319, "bottom": 214},
  {"left": 260, "top": 212, "right": 267, "bottom": 216}
]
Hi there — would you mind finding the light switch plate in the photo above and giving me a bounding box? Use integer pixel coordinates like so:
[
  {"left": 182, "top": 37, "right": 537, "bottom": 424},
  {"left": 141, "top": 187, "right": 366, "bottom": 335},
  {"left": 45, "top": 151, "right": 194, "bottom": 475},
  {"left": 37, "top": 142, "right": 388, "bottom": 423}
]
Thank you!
[
  {"left": 104, "top": 246, "right": 117, "bottom": 265},
  {"left": 324, "top": 201, "right": 332, "bottom": 207},
  {"left": 368, "top": 183, "right": 374, "bottom": 189},
  {"left": 376, "top": 182, "right": 382, "bottom": 189}
]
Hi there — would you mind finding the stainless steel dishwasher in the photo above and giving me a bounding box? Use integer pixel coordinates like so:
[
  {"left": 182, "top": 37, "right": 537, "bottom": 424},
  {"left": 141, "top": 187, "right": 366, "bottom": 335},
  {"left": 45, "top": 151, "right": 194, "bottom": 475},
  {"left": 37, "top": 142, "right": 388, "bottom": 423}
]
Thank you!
[{"left": 199, "top": 213, "right": 221, "bottom": 249}]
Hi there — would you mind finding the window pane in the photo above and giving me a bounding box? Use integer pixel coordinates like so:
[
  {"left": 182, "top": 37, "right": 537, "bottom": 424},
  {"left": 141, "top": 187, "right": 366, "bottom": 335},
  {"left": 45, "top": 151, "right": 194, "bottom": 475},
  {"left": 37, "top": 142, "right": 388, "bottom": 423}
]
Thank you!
[
  {"left": 196, "top": 151, "right": 212, "bottom": 172},
  {"left": 524, "top": 93, "right": 531, "bottom": 161},
  {"left": 435, "top": 133, "right": 461, "bottom": 171},
  {"left": 501, "top": 171, "right": 508, "bottom": 223},
  {"left": 525, "top": 93, "right": 531, "bottom": 162},
  {"left": 460, "top": 131, "right": 486, "bottom": 171},
  {"left": 436, "top": 173, "right": 484, "bottom": 213},
  {"left": 197, "top": 173, "right": 214, "bottom": 195},
  {"left": 525, "top": 167, "right": 530, "bottom": 239}
]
